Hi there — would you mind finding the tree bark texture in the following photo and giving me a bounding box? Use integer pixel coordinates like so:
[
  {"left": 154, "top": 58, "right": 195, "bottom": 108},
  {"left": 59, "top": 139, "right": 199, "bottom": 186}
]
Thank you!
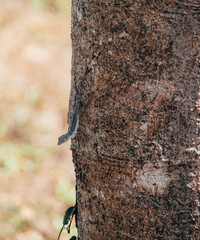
[{"left": 70, "top": 1, "right": 200, "bottom": 239}]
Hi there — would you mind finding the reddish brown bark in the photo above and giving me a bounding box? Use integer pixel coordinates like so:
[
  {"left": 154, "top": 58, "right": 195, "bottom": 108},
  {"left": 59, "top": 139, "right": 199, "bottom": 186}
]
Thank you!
[{"left": 69, "top": 1, "right": 200, "bottom": 239}]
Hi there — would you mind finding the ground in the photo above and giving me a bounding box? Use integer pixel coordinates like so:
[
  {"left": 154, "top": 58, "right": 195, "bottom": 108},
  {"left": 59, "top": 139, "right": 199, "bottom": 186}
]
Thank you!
[{"left": 0, "top": 1, "right": 75, "bottom": 239}]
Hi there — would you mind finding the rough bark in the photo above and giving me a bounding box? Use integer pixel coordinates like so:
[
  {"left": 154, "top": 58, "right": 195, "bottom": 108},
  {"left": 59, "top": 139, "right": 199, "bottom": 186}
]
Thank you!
[{"left": 70, "top": 1, "right": 200, "bottom": 239}]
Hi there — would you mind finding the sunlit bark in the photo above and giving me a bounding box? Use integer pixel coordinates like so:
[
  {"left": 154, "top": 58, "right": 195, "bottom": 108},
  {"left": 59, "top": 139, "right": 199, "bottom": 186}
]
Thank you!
[{"left": 70, "top": 1, "right": 200, "bottom": 239}]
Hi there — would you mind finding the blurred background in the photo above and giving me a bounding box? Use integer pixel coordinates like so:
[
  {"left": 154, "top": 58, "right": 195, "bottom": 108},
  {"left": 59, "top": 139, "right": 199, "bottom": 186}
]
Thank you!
[{"left": 0, "top": 0, "right": 75, "bottom": 239}]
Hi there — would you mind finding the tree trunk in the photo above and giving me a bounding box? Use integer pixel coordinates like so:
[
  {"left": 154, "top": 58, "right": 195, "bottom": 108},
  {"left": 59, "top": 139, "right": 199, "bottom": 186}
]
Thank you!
[{"left": 70, "top": 1, "right": 200, "bottom": 239}]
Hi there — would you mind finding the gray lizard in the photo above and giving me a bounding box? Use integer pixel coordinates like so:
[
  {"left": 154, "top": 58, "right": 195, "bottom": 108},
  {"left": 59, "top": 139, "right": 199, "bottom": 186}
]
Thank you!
[
  {"left": 58, "top": 94, "right": 93, "bottom": 145},
  {"left": 58, "top": 103, "right": 81, "bottom": 145}
]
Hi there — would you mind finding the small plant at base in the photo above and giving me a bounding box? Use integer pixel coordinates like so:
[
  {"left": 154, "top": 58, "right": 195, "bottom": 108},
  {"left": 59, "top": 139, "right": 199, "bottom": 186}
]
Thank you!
[
  {"left": 69, "top": 236, "right": 77, "bottom": 240},
  {"left": 57, "top": 205, "right": 77, "bottom": 240}
]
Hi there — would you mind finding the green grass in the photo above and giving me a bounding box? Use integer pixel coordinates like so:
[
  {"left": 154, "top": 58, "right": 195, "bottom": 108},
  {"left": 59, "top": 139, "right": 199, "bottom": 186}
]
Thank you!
[
  {"left": 54, "top": 181, "right": 76, "bottom": 205},
  {"left": 28, "top": 0, "right": 71, "bottom": 13},
  {"left": 0, "top": 142, "right": 49, "bottom": 174}
]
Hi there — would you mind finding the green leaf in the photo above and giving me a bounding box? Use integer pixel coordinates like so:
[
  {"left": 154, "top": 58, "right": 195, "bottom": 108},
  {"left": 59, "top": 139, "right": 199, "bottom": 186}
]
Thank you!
[
  {"left": 63, "top": 206, "right": 75, "bottom": 225},
  {"left": 69, "top": 236, "right": 77, "bottom": 240}
]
